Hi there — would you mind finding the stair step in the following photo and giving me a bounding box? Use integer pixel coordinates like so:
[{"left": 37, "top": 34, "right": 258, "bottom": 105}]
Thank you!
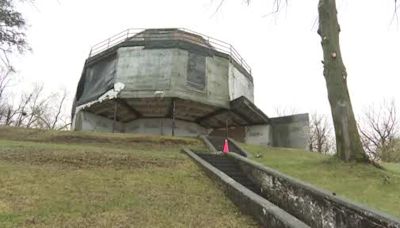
[
  {"left": 209, "top": 165, "right": 237, "bottom": 168},
  {"left": 216, "top": 169, "right": 242, "bottom": 173},
  {"left": 195, "top": 151, "right": 262, "bottom": 194},
  {"left": 207, "top": 163, "right": 235, "bottom": 166}
]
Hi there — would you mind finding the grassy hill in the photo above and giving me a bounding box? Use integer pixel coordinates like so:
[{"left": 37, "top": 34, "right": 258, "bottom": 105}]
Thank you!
[
  {"left": 2, "top": 127, "right": 398, "bottom": 226},
  {"left": 241, "top": 143, "right": 400, "bottom": 219},
  {"left": 0, "top": 128, "right": 256, "bottom": 227}
]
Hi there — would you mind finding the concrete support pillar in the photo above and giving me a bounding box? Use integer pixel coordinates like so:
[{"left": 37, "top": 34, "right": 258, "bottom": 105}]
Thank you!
[
  {"left": 172, "top": 99, "right": 176, "bottom": 136},
  {"left": 112, "top": 102, "right": 118, "bottom": 133}
]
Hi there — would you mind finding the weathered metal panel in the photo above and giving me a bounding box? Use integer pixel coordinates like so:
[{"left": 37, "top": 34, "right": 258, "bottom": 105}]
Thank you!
[
  {"left": 76, "top": 55, "right": 116, "bottom": 106},
  {"left": 187, "top": 52, "right": 206, "bottom": 90}
]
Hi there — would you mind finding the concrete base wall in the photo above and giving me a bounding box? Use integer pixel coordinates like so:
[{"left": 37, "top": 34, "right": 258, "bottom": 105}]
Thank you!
[
  {"left": 73, "top": 111, "right": 310, "bottom": 151},
  {"left": 245, "top": 125, "right": 273, "bottom": 146},
  {"left": 124, "top": 118, "right": 208, "bottom": 137},
  {"left": 72, "top": 111, "right": 207, "bottom": 136},
  {"left": 209, "top": 127, "right": 246, "bottom": 142},
  {"left": 72, "top": 111, "right": 124, "bottom": 132}
]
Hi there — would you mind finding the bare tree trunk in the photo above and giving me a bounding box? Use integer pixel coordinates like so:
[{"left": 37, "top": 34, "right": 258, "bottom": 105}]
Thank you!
[
  {"left": 51, "top": 90, "right": 67, "bottom": 129},
  {"left": 5, "top": 106, "right": 14, "bottom": 126},
  {"left": 318, "top": 0, "right": 368, "bottom": 162}
]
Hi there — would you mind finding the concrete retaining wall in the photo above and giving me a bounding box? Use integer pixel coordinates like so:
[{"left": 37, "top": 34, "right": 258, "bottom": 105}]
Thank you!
[
  {"left": 271, "top": 113, "right": 309, "bottom": 150},
  {"left": 243, "top": 114, "right": 310, "bottom": 149},
  {"left": 228, "top": 153, "right": 400, "bottom": 228}
]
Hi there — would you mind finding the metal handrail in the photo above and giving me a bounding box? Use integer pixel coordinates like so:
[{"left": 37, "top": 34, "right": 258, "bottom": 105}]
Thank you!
[{"left": 88, "top": 28, "right": 252, "bottom": 74}]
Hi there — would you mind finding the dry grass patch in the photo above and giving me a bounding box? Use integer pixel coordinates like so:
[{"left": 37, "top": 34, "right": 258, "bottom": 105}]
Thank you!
[{"left": 0, "top": 127, "right": 257, "bottom": 227}]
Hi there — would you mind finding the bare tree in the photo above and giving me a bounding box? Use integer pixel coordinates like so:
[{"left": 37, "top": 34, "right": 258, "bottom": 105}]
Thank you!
[
  {"left": 34, "top": 89, "right": 70, "bottom": 130},
  {"left": 0, "top": 103, "right": 16, "bottom": 125},
  {"left": 51, "top": 90, "right": 67, "bottom": 129},
  {"left": 0, "top": 0, "right": 32, "bottom": 123},
  {"left": 0, "top": 67, "right": 12, "bottom": 99},
  {"left": 359, "top": 100, "right": 399, "bottom": 162},
  {"left": 0, "top": 81, "right": 71, "bottom": 130},
  {"left": 14, "top": 87, "right": 36, "bottom": 127},
  {"left": 0, "top": 67, "right": 11, "bottom": 123},
  {"left": 0, "top": 0, "right": 30, "bottom": 71},
  {"left": 308, "top": 113, "right": 335, "bottom": 154},
  {"left": 0, "top": 2, "right": 72, "bottom": 130},
  {"left": 24, "top": 84, "right": 58, "bottom": 128}
]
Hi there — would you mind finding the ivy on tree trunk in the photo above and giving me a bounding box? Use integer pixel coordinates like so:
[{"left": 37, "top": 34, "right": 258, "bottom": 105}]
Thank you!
[{"left": 318, "top": 0, "right": 368, "bottom": 162}]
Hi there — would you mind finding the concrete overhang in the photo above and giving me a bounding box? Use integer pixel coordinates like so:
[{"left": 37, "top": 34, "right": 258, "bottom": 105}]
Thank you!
[
  {"left": 84, "top": 96, "right": 269, "bottom": 129},
  {"left": 198, "top": 96, "right": 270, "bottom": 128}
]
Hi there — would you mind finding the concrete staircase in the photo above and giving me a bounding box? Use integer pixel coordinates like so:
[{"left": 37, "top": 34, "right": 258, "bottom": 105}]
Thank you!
[
  {"left": 187, "top": 136, "right": 310, "bottom": 227},
  {"left": 197, "top": 153, "right": 260, "bottom": 194}
]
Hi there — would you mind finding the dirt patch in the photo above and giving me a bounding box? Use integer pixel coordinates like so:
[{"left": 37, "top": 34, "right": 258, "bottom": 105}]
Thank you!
[
  {"left": 38, "top": 134, "right": 202, "bottom": 146},
  {"left": 47, "top": 134, "right": 201, "bottom": 146},
  {"left": 0, "top": 200, "right": 11, "bottom": 213},
  {"left": 48, "top": 135, "right": 114, "bottom": 144},
  {"left": 0, "top": 127, "right": 204, "bottom": 147},
  {"left": 0, "top": 151, "right": 182, "bottom": 169}
]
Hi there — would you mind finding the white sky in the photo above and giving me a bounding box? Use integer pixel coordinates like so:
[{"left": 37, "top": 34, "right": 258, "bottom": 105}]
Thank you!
[{"left": 13, "top": 0, "right": 400, "bottom": 118}]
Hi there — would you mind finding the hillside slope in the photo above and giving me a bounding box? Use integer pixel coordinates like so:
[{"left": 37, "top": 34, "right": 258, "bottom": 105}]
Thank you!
[{"left": 0, "top": 128, "right": 256, "bottom": 227}]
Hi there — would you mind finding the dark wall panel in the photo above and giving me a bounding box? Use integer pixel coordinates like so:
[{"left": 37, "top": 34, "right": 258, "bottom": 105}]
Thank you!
[{"left": 187, "top": 52, "right": 206, "bottom": 90}]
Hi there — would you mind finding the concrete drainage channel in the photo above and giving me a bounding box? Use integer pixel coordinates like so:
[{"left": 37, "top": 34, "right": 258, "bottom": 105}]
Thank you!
[{"left": 183, "top": 136, "right": 400, "bottom": 228}]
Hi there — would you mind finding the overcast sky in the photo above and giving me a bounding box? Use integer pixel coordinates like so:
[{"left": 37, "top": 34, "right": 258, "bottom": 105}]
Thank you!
[{"left": 13, "top": 0, "right": 400, "bottom": 118}]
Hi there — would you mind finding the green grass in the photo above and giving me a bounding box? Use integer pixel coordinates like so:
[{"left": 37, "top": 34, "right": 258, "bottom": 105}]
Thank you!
[
  {"left": 241, "top": 143, "right": 400, "bottom": 219},
  {"left": 381, "top": 140, "right": 400, "bottom": 162},
  {"left": 0, "top": 127, "right": 256, "bottom": 227}
]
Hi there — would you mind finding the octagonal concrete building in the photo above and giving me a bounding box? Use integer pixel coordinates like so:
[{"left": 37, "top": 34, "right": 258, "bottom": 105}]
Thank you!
[{"left": 72, "top": 28, "right": 309, "bottom": 148}]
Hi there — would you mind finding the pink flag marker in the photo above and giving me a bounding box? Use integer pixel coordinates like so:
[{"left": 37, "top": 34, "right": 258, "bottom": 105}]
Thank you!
[{"left": 223, "top": 139, "right": 230, "bottom": 154}]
